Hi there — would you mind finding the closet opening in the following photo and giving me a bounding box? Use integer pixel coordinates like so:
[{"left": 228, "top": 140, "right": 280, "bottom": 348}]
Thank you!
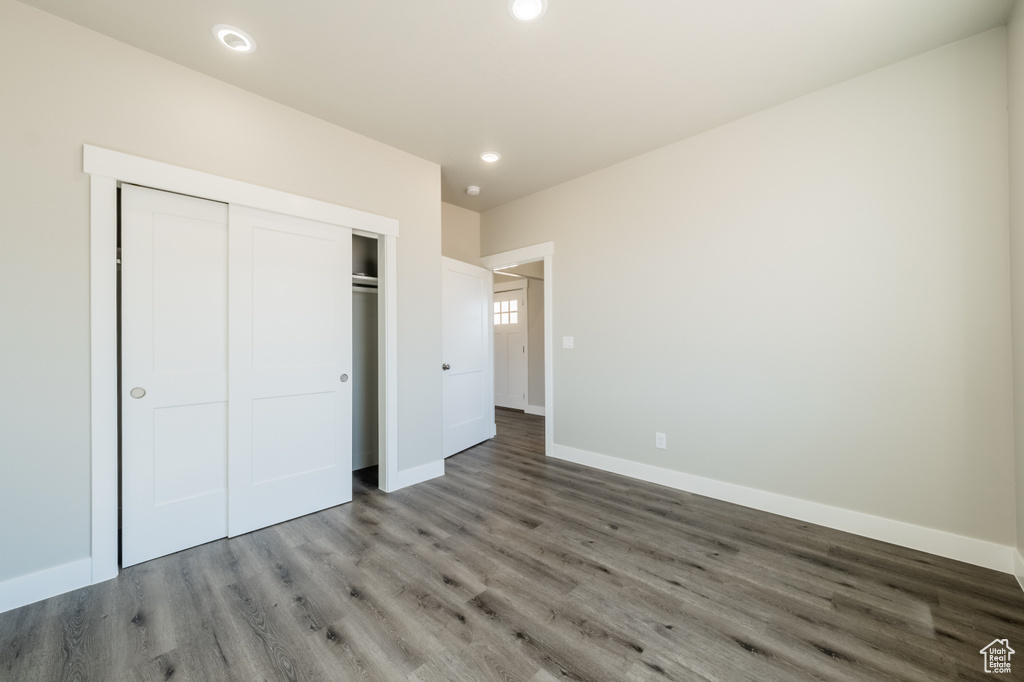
[
  {"left": 352, "top": 233, "right": 380, "bottom": 488},
  {"left": 114, "top": 184, "right": 391, "bottom": 568},
  {"left": 91, "top": 145, "right": 401, "bottom": 581}
]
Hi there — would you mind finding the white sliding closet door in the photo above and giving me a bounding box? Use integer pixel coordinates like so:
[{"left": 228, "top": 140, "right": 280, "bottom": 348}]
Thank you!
[
  {"left": 123, "top": 188, "right": 354, "bottom": 565},
  {"left": 121, "top": 185, "right": 229, "bottom": 568},
  {"left": 227, "top": 206, "right": 353, "bottom": 537}
]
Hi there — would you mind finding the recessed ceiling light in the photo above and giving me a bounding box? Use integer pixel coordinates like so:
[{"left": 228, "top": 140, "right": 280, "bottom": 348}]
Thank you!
[
  {"left": 480, "top": 152, "right": 502, "bottom": 163},
  {"left": 212, "top": 24, "right": 256, "bottom": 53},
  {"left": 467, "top": 186, "right": 481, "bottom": 196},
  {"left": 509, "top": 0, "right": 547, "bottom": 22}
]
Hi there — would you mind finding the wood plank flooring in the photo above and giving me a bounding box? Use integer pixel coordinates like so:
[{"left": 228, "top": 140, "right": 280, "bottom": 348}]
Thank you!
[{"left": 2, "top": 408, "right": 1023, "bottom": 681}]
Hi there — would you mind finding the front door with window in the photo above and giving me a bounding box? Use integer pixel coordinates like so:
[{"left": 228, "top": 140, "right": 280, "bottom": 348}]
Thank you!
[{"left": 493, "top": 282, "right": 527, "bottom": 410}]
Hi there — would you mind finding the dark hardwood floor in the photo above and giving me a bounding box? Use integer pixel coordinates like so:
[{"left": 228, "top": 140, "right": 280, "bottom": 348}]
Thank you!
[{"left": 2, "top": 408, "right": 1023, "bottom": 681}]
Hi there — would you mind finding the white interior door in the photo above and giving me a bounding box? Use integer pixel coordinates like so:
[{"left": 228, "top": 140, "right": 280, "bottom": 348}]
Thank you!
[
  {"left": 493, "top": 283, "right": 528, "bottom": 410},
  {"left": 442, "top": 257, "right": 494, "bottom": 457},
  {"left": 227, "top": 205, "right": 352, "bottom": 537},
  {"left": 121, "top": 184, "right": 229, "bottom": 567}
]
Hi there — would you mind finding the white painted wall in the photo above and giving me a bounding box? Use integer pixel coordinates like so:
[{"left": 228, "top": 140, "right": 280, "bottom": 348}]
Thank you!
[
  {"left": 482, "top": 29, "right": 1015, "bottom": 546},
  {"left": 1007, "top": 4, "right": 1024, "bottom": 560},
  {"left": 0, "top": 1, "right": 441, "bottom": 584},
  {"left": 441, "top": 201, "right": 481, "bottom": 265}
]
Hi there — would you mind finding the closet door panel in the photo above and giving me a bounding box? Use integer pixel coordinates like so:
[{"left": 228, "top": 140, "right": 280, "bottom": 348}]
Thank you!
[
  {"left": 152, "top": 403, "right": 227, "bottom": 502},
  {"left": 251, "top": 393, "right": 336, "bottom": 482},
  {"left": 228, "top": 205, "right": 353, "bottom": 537},
  {"left": 121, "top": 184, "right": 229, "bottom": 568},
  {"left": 251, "top": 226, "right": 338, "bottom": 368}
]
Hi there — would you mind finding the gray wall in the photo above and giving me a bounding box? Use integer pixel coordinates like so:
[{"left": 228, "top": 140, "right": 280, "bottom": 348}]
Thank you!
[
  {"left": 482, "top": 29, "right": 1015, "bottom": 545},
  {"left": 441, "top": 201, "right": 481, "bottom": 265},
  {"left": 527, "top": 280, "right": 545, "bottom": 409},
  {"left": 352, "top": 287, "right": 379, "bottom": 470},
  {"left": 0, "top": 1, "right": 441, "bottom": 583},
  {"left": 1008, "top": 4, "right": 1024, "bottom": 557}
]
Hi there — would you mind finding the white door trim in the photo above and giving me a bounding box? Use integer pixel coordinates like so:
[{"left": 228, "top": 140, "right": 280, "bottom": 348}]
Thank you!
[
  {"left": 378, "top": 235, "right": 399, "bottom": 491},
  {"left": 90, "top": 174, "right": 119, "bottom": 585},
  {"left": 84, "top": 146, "right": 398, "bottom": 238},
  {"left": 480, "top": 243, "right": 554, "bottom": 457},
  {"left": 86, "top": 145, "right": 400, "bottom": 585}
]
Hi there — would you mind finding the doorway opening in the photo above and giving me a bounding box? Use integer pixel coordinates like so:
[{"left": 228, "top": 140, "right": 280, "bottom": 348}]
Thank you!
[
  {"left": 479, "top": 243, "right": 555, "bottom": 457},
  {"left": 492, "top": 267, "right": 541, "bottom": 414}
]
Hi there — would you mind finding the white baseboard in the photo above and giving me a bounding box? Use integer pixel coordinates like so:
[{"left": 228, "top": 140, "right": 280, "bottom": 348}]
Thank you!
[
  {"left": 550, "top": 444, "right": 1015, "bottom": 575},
  {"left": 1015, "top": 549, "right": 1024, "bottom": 593},
  {"left": 525, "top": 405, "right": 546, "bottom": 416},
  {"left": 391, "top": 460, "right": 445, "bottom": 491},
  {"left": 0, "top": 557, "right": 92, "bottom": 615}
]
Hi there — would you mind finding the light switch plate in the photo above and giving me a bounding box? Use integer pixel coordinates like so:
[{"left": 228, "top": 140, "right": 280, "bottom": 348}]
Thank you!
[{"left": 562, "top": 336, "right": 574, "bottom": 349}]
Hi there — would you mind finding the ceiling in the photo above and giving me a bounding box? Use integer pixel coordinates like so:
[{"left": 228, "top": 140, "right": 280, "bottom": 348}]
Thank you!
[{"left": 17, "top": 0, "right": 1015, "bottom": 212}]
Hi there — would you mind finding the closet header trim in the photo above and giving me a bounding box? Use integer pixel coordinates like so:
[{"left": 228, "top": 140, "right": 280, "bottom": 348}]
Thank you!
[{"left": 83, "top": 145, "right": 399, "bottom": 238}]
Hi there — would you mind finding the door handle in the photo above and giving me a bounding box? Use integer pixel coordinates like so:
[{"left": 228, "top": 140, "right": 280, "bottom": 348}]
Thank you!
[
  {"left": 442, "top": 363, "right": 451, "bottom": 371},
  {"left": 129, "top": 387, "right": 146, "bottom": 399}
]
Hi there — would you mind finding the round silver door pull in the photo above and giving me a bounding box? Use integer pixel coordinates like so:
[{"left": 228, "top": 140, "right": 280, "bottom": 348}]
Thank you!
[
  {"left": 340, "top": 374, "right": 349, "bottom": 383},
  {"left": 129, "top": 387, "right": 146, "bottom": 399},
  {"left": 442, "top": 363, "right": 451, "bottom": 371}
]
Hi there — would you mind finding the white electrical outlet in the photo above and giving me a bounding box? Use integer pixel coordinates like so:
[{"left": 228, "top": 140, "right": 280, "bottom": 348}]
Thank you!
[
  {"left": 562, "top": 336, "right": 574, "bottom": 349},
  {"left": 656, "top": 432, "right": 666, "bottom": 449}
]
